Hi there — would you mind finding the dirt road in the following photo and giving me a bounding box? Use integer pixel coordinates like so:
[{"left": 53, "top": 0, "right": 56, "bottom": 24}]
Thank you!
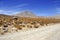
[{"left": 0, "top": 23, "right": 60, "bottom": 40}]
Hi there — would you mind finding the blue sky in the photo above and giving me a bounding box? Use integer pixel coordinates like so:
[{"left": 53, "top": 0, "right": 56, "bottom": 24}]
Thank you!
[{"left": 0, "top": 0, "right": 60, "bottom": 16}]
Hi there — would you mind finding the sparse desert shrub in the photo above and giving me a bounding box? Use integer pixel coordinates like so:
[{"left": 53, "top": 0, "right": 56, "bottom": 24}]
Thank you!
[
  {"left": 14, "top": 24, "right": 22, "bottom": 30},
  {"left": 34, "top": 25, "right": 39, "bottom": 28},
  {"left": 0, "top": 15, "right": 60, "bottom": 32},
  {"left": 27, "top": 25, "right": 32, "bottom": 28}
]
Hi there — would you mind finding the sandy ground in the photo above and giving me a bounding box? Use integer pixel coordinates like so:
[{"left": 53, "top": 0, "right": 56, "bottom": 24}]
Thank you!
[{"left": 0, "top": 23, "right": 60, "bottom": 40}]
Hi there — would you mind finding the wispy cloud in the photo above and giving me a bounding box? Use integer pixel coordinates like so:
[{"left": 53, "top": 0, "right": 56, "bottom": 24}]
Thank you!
[
  {"left": 0, "top": 10, "right": 4, "bottom": 12},
  {"left": 0, "top": 4, "right": 28, "bottom": 15},
  {"left": 15, "top": 4, "right": 28, "bottom": 8},
  {"left": 0, "top": 10, "right": 21, "bottom": 15},
  {"left": 10, "top": 4, "right": 28, "bottom": 12},
  {"left": 0, "top": 10, "right": 13, "bottom": 15},
  {"left": 56, "top": 8, "right": 60, "bottom": 14}
]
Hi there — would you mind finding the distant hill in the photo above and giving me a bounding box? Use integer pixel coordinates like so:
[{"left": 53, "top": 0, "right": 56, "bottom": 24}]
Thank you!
[
  {"left": 49, "top": 14, "right": 60, "bottom": 19},
  {"left": 0, "top": 14, "right": 11, "bottom": 17},
  {"left": 0, "top": 12, "right": 60, "bottom": 19},
  {"left": 14, "top": 11, "right": 37, "bottom": 17}
]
